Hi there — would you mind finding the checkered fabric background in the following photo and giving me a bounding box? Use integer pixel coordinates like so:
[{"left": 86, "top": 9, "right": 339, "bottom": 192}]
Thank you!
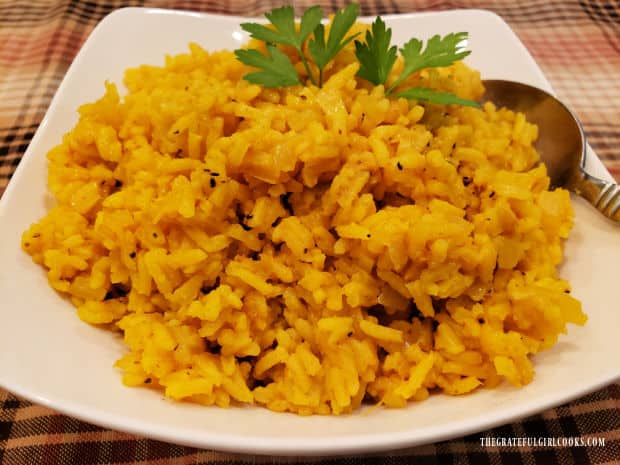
[{"left": 1, "top": 0, "right": 619, "bottom": 464}]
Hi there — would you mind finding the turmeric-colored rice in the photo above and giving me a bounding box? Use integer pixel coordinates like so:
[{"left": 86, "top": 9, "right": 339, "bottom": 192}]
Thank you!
[{"left": 22, "top": 29, "right": 586, "bottom": 415}]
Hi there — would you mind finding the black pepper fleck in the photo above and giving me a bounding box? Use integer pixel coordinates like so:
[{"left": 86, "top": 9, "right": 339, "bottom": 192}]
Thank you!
[
  {"left": 104, "top": 283, "right": 130, "bottom": 300},
  {"left": 235, "top": 204, "right": 245, "bottom": 222},
  {"left": 280, "top": 192, "right": 294, "bottom": 216},
  {"left": 408, "top": 305, "right": 422, "bottom": 320},
  {"left": 489, "top": 191, "right": 495, "bottom": 198},
  {"left": 205, "top": 340, "right": 222, "bottom": 354},
  {"left": 271, "top": 217, "right": 282, "bottom": 228},
  {"left": 209, "top": 178, "right": 216, "bottom": 188},
  {"left": 252, "top": 378, "right": 271, "bottom": 388},
  {"left": 114, "top": 179, "right": 122, "bottom": 188},
  {"left": 210, "top": 172, "right": 220, "bottom": 177},
  {"left": 462, "top": 176, "right": 472, "bottom": 187},
  {"left": 235, "top": 204, "right": 252, "bottom": 230},
  {"left": 129, "top": 251, "right": 136, "bottom": 259},
  {"left": 144, "top": 378, "right": 152, "bottom": 384},
  {"left": 396, "top": 162, "right": 403, "bottom": 171},
  {"left": 201, "top": 277, "right": 220, "bottom": 295}
]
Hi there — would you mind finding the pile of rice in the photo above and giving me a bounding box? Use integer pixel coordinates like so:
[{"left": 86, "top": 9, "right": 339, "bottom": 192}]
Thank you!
[{"left": 22, "top": 29, "right": 586, "bottom": 415}]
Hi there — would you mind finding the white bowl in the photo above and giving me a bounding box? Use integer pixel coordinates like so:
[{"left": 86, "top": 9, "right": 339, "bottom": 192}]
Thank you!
[{"left": 1, "top": 7, "right": 619, "bottom": 456}]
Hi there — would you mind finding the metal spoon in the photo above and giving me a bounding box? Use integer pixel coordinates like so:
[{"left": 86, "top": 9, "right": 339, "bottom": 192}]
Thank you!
[{"left": 482, "top": 79, "right": 620, "bottom": 222}]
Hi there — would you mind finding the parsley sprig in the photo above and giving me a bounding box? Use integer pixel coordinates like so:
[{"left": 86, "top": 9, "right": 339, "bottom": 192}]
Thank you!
[
  {"left": 234, "top": 3, "right": 480, "bottom": 108},
  {"left": 237, "top": 4, "right": 359, "bottom": 88},
  {"left": 239, "top": 6, "right": 322, "bottom": 86},
  {"left": 234, "top": 45, "right": 301, "bottom": 87},
  {"left": 355, "top": 25, "right": 479, "bottom": 107},
  {"left": 354, "top": 17, "right": 397, "bottom": 87},
  {"left": 307, "top": 3, "right": 360, "bottom": 87},
  {"left": 386, "top": 33, "right": 471, "bottom": 94}
]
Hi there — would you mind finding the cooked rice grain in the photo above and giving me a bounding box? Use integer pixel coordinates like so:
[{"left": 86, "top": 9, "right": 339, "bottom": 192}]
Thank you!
[{"left": 22, "top": 37, "right": 586, "bottom": 415}]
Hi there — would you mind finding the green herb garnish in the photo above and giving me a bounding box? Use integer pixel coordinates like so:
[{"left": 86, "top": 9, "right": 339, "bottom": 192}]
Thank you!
[
  {"left": 307, "top": 3, "right": 360, "bottom": 87},
  {"left": 385, "top": 32, "right": 472, "bottom": 94},
  {"left": 240, "top": 5, "right": 322, "bottom": 86},
  {"left": 355, "top": 22, "right": 479, "bottom": 107},
  {"left": 234, "top": 45, "right": 301, "bottom": 87},
  {"left": 393, "top": 87, "right": 481, "bottom": 107},
  {"left": 234, "top": 3, "right": 480, "bottom": 108},
  {"left": 354, "top": 16, "right": 397, "bottom": 86}
]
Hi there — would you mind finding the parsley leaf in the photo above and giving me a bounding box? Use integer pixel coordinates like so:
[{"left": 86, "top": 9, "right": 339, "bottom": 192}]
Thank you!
[
  {"left": 241, "top": 5, "right": 323, "bottom": 85},
  {"left": 353, "top": 19, "right": 479, "bottom": 107},
  {"left": 394, "top": 87, "right": 481, "bottom": 108},
  {"left": 308, "top": 3, "right": 360, "bottom": 87},
  {"left": 299, "top": 6, "right": 324, "bottom": 43},
  {"left": 387, "top": 32, "right": 471, "bottom": 94},
  {"left": 354, "top": 16, "right": 397, "bottom": 86},
  {"left": 235, "top": 4, "right": 479, "bottom": 107},
  {"left": 240, "top": 5, "right": 322, "bottom": 50},
  {"left": 234, "top": 45, "right": 301, "bottom": 88}
]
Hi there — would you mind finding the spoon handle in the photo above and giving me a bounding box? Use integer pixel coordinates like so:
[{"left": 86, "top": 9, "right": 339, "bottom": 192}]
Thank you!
[{"left": 569, "top": 168, "right": 620, "bottom": 222}]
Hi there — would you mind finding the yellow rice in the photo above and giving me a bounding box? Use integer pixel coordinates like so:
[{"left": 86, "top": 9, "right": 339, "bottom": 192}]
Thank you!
[{"left": 22, "top": 26, "right": 586, "bottom": 415}]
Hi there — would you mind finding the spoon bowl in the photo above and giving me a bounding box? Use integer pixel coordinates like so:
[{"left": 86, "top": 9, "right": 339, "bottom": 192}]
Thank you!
[{"left": 482, "top": 79, "right": 620, "bottom": 222}]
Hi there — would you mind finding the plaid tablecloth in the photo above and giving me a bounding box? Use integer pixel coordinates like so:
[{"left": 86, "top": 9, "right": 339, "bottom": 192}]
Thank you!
[{"left": 1, "top": 0, "right": 619, "bottom": 464}]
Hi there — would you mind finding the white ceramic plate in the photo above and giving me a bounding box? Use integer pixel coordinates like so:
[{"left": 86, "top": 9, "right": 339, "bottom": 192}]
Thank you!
[{"left": 0, "top": 7, "right": 619, "bottom": 456}]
